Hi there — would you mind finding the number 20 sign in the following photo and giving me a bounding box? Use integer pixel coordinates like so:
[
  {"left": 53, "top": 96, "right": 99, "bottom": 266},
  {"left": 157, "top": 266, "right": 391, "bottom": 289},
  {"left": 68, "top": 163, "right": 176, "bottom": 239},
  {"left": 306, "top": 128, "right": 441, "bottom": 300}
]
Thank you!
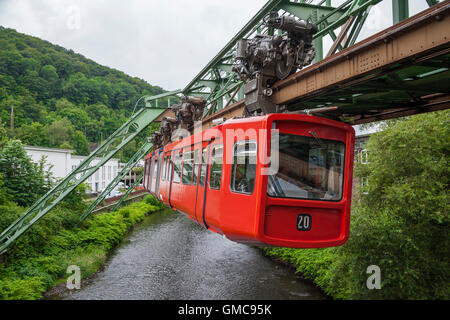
[{"left": 297, "top": 214, "right": 312, "bottom": 231}]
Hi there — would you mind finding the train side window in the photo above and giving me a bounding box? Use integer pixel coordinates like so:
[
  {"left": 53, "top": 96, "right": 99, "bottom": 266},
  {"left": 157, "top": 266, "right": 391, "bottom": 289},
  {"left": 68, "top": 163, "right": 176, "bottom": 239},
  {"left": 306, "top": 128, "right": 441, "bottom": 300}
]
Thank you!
[
  {"left": 162, "top": 155, "right": 169, "bottom": 180},
  {"left": 199, "top": 147, "right": 208, "bottom": 187},
  {"left": 182, "top": 150, "right": 194, "bottom": 185},
  {"left": 167, "top": 155, "right": 171, "bottom": 179},
  {"left": 161, "top": 157, "right": 165, "bottom": 181},
  {"left": 153, "top": 158, "right": 158, "bottom": 179},
  {"left": 231, "top": 141, "right": 257, "bottom": 194},
  {"left": 209, "top": 144, "right": 223, "bottom": 190},
  {"left": 168, "top": 155, "right": 173, "bottom": 182},
  {"left": 173, "top": 151, "right": 182, "bottom": 183},
  {"left": 144, "top": 159, "right": 149, "bottom": 189},
  {"left": 162, "top": 156, "right": 166, "bottom": 180},
  {"left": 193, "top": 149, "right": 200, "bottom": 186},
  {"left": 149, "top": 157, "right": 154, "bottom": 191}
]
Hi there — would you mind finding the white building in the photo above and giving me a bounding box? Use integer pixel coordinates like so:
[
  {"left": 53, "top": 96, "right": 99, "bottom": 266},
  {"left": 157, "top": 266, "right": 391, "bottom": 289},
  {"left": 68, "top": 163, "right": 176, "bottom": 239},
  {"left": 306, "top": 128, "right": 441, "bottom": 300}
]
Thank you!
[{"left": 25, "top": 146, "right": 120, "bottom": 194}]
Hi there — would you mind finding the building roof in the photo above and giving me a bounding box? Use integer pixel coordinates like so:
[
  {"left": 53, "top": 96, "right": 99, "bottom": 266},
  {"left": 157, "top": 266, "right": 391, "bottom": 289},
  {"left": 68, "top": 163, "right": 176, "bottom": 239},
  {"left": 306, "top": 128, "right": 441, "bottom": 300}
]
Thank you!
[
  {"left": 25, "top": 146, "right": 74, "bottom": 154},
  {"left": 72, "top": 155, "right": 120, "bottom": 162}
]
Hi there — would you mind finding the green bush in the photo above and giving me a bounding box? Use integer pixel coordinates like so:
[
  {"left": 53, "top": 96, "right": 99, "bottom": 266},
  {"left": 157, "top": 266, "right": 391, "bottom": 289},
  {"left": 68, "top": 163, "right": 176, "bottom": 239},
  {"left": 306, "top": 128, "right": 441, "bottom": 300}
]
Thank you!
[
  {"left": 0, "top": 277, "right": 46, "bottom": 300},
  {"left": 0, "top": 199, "right": 159, "bottom": 300},
  {"left": 144, "top": 194, "right": 164, "bottom": 209},
  {"left": 265, "top": 110, "right": 449, "bottom": 299}
]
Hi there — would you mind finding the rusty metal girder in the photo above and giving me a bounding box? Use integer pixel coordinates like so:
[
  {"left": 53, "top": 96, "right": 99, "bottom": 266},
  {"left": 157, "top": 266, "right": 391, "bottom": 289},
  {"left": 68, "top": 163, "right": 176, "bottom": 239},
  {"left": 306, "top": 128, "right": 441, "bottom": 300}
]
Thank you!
[{"left": 201, "top": 1, "right": 450, "bottom": 126}]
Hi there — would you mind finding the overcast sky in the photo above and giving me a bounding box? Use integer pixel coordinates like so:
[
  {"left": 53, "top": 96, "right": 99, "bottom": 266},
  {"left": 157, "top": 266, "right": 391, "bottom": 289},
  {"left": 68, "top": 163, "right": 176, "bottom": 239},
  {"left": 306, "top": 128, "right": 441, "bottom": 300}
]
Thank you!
[{"left": 0, "top": 0, "right": 431, "bottom": 91}]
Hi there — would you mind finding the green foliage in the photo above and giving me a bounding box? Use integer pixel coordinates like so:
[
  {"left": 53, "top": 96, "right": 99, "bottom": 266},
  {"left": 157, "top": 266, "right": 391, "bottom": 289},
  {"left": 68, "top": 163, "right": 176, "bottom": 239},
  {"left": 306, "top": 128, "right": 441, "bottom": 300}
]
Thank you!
[
  {"left": 0, "top": 174, "right": 11, "bottom": 205},
  {"left": 0, "top": 140, "right": 51, "bottom": 206},
  {"left": 0, "top": 198, "right": 160, "bottom": 300},
  {"left": 264, "top": 110, "right": 450, "bottom": 300},
  {"left": 0, "top": 277, "right": 46, "bottom": 300},
  {"left": 144, "top": 194, "right": 165, "bottom": 209},
  {"left": 0, "top": 27, "right": 167, "bottom": 160}
]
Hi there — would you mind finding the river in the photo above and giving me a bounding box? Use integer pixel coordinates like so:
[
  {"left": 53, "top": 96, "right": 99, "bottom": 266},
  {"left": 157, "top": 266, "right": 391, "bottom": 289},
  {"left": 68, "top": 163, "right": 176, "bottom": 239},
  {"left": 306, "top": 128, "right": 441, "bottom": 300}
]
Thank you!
[{"left": 63, "top": 209, "right": 327, "bottom": 300}]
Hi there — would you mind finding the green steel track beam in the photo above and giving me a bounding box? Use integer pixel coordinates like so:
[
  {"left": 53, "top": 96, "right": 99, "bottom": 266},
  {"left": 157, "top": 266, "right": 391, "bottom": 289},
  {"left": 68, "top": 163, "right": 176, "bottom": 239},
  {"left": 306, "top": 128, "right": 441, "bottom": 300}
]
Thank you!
[
  {"left": 181, "top": 0, "right": 388, "bottom": 116},
  {"left": 183, "top": 0, "right": 284, "bottom": 93},
  {"left": 79, "top": 140, "right": 153, "bottom": 222},
  {"left": 111, "top": 173, "right": 144, "bottom": 212},
  {"left": 0, "top": 106, "right": 166, "bottom": 255},
  {"left": 144, "top": 89, "right": 183, "bottom": 108}
]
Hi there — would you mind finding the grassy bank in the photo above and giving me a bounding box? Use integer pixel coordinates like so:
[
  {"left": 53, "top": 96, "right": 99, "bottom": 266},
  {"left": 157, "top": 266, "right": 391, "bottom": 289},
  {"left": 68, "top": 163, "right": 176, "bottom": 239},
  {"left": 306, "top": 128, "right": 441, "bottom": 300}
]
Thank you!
[{"left": 0, "top": 195, "right": 163, "bottom": 300}]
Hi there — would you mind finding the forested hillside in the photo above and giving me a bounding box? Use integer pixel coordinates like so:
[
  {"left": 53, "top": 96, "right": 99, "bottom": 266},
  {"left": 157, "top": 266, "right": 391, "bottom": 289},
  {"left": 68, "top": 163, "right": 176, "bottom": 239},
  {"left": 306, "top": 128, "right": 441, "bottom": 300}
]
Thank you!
[{"left": 0, "top": 26, "right": 166, "bottom": 159}]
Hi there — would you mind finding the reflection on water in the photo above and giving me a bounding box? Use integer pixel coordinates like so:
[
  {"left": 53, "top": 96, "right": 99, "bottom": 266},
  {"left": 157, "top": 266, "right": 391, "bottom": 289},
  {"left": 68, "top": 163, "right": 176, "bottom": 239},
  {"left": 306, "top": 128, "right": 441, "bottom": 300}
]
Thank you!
[{"left": 64, "top": 209, "right": 326, "bottom": 300}]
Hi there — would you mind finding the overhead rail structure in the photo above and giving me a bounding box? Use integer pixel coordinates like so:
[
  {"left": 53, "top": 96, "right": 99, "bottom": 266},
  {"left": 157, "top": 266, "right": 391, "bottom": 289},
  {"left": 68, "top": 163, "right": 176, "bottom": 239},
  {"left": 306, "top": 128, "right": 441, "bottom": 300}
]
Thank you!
[
  {"left": 0, "top": 0, "right": 448, "bottom": 255},
  {"left": 0, "top": 106, "right": 166, "bottom": 254},
  {"left": 79, "top": 140, "right": 154, "bottom": 222},
  {"left": 150, "top": 0, "right": 447, "bottom": 123},
  {"left": 201, "top": 0, "right": 450, "bottom": 127}
]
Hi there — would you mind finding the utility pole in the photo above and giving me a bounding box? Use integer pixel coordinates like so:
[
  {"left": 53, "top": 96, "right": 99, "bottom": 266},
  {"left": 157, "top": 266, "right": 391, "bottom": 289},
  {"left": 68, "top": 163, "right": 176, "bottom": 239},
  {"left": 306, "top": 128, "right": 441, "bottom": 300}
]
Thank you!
[{"left": 10, "top": 105, "right": 14, "bottom": 131}]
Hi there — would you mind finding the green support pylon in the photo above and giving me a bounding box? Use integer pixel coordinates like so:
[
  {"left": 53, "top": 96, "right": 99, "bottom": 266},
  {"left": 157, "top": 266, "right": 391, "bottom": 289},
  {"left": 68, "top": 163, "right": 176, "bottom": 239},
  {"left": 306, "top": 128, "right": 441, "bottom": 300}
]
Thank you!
[
  {"left": 111, "top": 172, "right": 144, "bottom": 212},
  {"left": 79, "top": 140, "right": 153, "bottom": 222},
  {"left": 0, "top": 105, "right": 166, "bottom": 255},
  {"left": 393, "top": 0, "right": 409, "bottom": 24}
]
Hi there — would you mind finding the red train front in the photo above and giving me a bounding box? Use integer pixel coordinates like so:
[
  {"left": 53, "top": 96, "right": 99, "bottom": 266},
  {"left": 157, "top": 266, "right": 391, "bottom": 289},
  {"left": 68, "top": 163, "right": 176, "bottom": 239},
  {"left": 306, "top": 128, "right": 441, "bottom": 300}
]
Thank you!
[{"left": 144, "top": 113, "right": 355, "bottom": 248}]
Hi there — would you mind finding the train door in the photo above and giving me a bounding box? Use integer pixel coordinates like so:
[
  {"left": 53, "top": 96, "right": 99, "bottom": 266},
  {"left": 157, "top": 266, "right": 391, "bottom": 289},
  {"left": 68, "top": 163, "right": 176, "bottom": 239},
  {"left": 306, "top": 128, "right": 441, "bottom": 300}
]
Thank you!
[
  {"left": 148, "top": 155, "right": 154, "bottom": 194},
  {"left": 154, "top": 151, "right": 163, "bottom": 197},
  {"left": 194, "top": 142, "right": 211, "bottom": 227},
  {"left": 160, "top": 151, "right": 172, "bottom": 205},
  {"left": 203, "top": 140, "right": 224, "bottom": 232}
]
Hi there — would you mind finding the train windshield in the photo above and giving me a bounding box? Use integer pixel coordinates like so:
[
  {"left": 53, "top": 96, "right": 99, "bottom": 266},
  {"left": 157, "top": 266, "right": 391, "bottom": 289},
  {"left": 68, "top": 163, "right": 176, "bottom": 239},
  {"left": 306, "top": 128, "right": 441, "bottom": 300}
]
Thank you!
[{"left": 267, "top": 132, "right": 345, "bottom": 201}]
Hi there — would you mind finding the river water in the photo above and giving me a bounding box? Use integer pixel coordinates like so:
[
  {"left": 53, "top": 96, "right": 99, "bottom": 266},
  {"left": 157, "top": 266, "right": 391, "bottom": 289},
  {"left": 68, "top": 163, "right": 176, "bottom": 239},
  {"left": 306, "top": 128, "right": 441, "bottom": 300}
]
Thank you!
[{"left": 63, "top": 209, "right": 326, "bottom": 300}]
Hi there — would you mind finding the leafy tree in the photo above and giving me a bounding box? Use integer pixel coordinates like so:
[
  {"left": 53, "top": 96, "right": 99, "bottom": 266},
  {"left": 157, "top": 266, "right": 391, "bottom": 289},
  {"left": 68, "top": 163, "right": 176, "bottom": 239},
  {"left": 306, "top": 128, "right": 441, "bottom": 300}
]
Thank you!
[
  {"left": 40, "top": 65, "right": 58, "bottom": 82},
  {"left": 69, "top": 130, "right": 89, "bottom": 155},
  {"left": 15, "top": 122, "right": 49, "bottom": 146},
  {"left": 0, "top": 174, "right": 11, "bottom": 206},
  {"left": 46, "top": 118, "right": 71, "bottom": 147},
  {"left": 330, "top": 110, "right": 450, "bottom": 299},
  {"left": 0, "top": 140, "right": 51, "bottom": 206},
  {"left": 0, "top": 27, "right": 167, "bottom": 162}
]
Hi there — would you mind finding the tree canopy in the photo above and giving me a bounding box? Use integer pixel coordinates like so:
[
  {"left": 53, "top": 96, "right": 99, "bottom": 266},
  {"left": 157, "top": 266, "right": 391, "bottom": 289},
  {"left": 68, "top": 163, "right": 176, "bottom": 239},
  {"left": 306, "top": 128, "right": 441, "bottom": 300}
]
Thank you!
[{"left": 0, "top": 26, "right": 169, "bottom": 160}]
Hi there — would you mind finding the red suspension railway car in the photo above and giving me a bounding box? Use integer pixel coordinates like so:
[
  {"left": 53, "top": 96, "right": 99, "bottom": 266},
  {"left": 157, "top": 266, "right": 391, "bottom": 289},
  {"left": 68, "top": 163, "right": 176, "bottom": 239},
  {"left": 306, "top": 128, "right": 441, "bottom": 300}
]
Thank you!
[{"left": 143, "top": 113, "right": 355, "bottom": 248}]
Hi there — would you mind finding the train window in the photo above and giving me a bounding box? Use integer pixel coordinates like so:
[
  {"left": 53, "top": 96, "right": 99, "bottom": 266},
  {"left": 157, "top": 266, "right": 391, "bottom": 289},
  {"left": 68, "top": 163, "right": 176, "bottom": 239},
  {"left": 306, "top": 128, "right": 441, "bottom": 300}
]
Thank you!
[
  {"left": 199, "top": 147, "right": 208, "bottom": 187},
  {"left": 153, "top": 158, "right": 158, "bottom": 179},
  {"left": 193, "top": 149, "right": 200, "bottom": 186},
  {"left": 173, "top": 151, "right": 182, "bottom": 183},
  {"left": 231, "top": 141, "right": 257, "bottom": 194},
  {"left": 168, "top": 155, "right": 172, "bottom": 181},
  {"left": 167, "top": 155, "right": 171, "bottom": 180},
  {"left": 143, "top": 159, "right": 149, "bottom": 189},
  {"left": 163, "top": 156, "right": 167, "bottom": 181},
  {"left": 209, "top": 144, "right": 223, "bottom": 190},
  {"left": 148, "top": 157, "right": 154, "bottom": 191},
  {"left": 162, "top": 156, "right": 166, "bottom": 180},
  {"left": 182, "top": 150, "right": 194, "bottom": 185},
  {"left": 267, "top": 133, "right": 345, "bottom": 201},
  {"left": 161, "top": 157, "right": 165, "bottom": 181}
]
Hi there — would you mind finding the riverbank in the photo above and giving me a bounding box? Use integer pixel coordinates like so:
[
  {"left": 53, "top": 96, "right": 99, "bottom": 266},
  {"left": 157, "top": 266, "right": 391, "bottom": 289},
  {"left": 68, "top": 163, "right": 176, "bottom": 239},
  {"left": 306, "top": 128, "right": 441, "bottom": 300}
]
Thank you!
[
  {"left": 263, "top": 111, "right": 450, "bottom": 300},
  {"left": 261, "top": 247, "right": 338, "bottom": 298},
  {"left": 61, "top": 209, "right": 327, "bottom": 300},
  {"left": 0, "top": 195, "right": 163, "bottom": 300}
]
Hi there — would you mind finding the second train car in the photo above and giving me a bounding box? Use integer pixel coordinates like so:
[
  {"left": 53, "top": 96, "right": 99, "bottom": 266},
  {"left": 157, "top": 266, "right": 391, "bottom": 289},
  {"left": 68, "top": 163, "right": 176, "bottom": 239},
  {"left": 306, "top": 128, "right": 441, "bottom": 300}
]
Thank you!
[{"left": 144, "top": 113, "right": 355, "bottom": 248}]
